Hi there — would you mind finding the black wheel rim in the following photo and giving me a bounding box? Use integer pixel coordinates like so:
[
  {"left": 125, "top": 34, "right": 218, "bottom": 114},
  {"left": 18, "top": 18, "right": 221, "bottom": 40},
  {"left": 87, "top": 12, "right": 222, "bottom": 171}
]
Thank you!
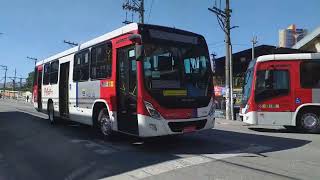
[{"left": 100, "top": 111, "right": 112, "bottom": 136}]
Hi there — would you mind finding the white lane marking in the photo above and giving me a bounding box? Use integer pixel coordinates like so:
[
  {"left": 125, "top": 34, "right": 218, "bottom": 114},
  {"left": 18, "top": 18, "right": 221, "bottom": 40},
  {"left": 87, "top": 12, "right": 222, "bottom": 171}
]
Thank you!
[
  {"left": 65, "top": 162, "right": 97, "bottom": 180},
  {"left": 100, "top": 145, "right": 272, "bottom": 180}
]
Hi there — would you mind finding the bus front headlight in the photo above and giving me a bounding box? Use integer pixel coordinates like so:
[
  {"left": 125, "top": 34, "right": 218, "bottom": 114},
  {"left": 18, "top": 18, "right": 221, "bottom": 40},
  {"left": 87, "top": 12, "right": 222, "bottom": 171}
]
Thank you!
[
  {"left": 144, "top": 101, "right": 162, "bottom": 120},
  {"left": 244, "top": 104, "right": 249, "bottom": 114}
]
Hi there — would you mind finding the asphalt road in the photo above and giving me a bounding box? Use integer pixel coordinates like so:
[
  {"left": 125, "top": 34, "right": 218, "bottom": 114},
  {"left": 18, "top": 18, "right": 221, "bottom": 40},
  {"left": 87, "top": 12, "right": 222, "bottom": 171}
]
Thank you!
[{"left": 0, "top": 100, "right": 319, "bottom": 180}]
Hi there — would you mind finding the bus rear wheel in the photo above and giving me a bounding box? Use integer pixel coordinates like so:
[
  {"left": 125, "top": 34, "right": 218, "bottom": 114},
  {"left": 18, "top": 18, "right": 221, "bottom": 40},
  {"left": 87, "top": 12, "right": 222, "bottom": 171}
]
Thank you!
[
  {"left": 97, "top": 108, "right": 113, "bottom": 138},
  {"left": 297, "top": 110, "right": 320, "bottom": 133}
]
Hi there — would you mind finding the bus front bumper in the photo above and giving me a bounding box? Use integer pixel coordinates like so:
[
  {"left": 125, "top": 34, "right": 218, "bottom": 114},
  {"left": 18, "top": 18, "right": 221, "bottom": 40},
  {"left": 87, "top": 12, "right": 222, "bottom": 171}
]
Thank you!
[
  {"left": 242, "top": 111, "right": 257, "bottom": 125},
  {"left": 137, "top": 114, "right": 215, "bottom": 137}
]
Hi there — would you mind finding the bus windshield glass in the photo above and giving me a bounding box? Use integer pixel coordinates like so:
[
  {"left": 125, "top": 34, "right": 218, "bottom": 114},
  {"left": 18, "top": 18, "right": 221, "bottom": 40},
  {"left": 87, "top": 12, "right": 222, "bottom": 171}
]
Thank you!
[
  {"left": 143, "top": 42, "right": 212, "bottom": 106},
  {"left": 242, "top": 59, "right": 256, "bottom": 106}
]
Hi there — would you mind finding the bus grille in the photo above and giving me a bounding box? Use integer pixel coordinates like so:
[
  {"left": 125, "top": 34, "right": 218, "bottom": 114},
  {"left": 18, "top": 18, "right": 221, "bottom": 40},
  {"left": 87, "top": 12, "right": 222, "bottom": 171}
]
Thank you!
[{"left": 168, "top": 119, "right": 207, "bottom": 132}]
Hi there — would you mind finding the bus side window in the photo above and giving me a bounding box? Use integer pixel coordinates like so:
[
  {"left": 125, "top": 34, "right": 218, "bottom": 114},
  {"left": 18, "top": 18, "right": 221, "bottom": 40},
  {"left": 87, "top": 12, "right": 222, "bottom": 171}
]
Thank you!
[
  {"left": 43, "top": 63, "right": 50, "bottom": 85},
  {"left": 91, "top": 43, "right": 112, "bottom": 80},
  {"left": 255, "top": 69, "right": 289, "bottom": 102},
  {"left": 300, "top": 61, "right": 320, "bottom": 88},
  {"left": 73, "top": 50, "right": 90, "bottom": 82},
  {"left": 50, "top": 60, "right": 59, "bottom": 84}
]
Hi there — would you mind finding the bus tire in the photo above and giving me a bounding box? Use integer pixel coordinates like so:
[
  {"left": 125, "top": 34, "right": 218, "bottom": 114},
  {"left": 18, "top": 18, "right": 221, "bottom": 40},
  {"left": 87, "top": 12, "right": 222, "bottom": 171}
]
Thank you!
[
  {"left": 97, "top": 108, "right": 114, "bottom": 138},
  {"left": 48, "top": 102, "right": 56, "bottom": 125},
  {"left": 297, "top": 109, "right": 320, "bottom": 133}
]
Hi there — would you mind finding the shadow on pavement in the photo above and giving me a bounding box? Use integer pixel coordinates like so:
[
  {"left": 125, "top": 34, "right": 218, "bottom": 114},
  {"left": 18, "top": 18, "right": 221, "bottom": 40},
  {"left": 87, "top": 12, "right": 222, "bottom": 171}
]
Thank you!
[
  {"left": 248, "top": 127, "right": 319, "bottom": 134},
  {"left": 0, "top": 111, "right": 312, "bottom": 180}
]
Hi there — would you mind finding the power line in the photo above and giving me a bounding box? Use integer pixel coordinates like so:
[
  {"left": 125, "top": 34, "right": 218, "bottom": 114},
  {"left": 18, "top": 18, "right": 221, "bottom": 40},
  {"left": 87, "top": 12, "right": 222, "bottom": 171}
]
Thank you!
[
  {"left": 27, "top": 56, "right": 38, "bottom": 67},
  {"left": 207, "top": 41, "right": 225, "bottom": 46},
  {"left": 122, "top": 0, "right": 145, "bottom": 24},
  {"left": 147, "top": 0, "right": 155, "bottom": 23}
]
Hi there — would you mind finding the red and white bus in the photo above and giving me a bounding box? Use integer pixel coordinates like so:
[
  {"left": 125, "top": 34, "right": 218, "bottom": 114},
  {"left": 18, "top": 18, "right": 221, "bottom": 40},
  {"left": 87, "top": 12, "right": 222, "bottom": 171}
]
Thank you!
[
  {"left": 33, "top": 23, "right": 215, "bottom": 137},
  {"left": 240, "top": 53, "right": 320, "bottom": 132}
]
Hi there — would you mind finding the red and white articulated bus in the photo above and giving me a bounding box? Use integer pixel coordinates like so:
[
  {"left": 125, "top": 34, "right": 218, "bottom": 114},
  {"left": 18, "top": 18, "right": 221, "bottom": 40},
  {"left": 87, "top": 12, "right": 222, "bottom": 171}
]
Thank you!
[
  {"left": 33, "top": 23, "right": 215, "bottom": 137},
  {"left": 240, "top": 53, "right": 320, "bottom": 132}
]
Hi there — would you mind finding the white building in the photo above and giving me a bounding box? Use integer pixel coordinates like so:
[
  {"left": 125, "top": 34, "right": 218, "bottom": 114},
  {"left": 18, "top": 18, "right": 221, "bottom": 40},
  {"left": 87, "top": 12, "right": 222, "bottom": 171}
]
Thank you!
[
  {"left": 279, "top": 24, "right": 308, "bottom": 48},
  {"left": 293, "top": 26, "right": 320, "bottom": 52}
]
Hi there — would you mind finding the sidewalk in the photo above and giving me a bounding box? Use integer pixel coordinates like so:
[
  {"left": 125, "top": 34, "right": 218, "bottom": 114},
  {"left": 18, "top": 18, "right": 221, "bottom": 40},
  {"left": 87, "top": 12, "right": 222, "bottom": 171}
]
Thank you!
[
  {"left": 0, "top": 98, "right": 33, "bottom": 105},
  {"left": 215, "top": 118, "right": 246, "bottom": 126}
]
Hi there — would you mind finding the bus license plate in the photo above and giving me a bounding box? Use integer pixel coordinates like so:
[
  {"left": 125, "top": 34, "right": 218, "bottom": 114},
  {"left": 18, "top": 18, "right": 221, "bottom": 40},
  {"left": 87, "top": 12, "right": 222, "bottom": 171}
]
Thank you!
[{"left": 183, "top": 126, "right": 196, "bottom": 133}]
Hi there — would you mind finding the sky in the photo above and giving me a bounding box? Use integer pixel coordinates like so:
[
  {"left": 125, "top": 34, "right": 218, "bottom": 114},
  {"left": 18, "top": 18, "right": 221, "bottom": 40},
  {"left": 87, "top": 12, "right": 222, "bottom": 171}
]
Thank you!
[{"left": 0, "top": 0, "right": 319, "bottom": 79}]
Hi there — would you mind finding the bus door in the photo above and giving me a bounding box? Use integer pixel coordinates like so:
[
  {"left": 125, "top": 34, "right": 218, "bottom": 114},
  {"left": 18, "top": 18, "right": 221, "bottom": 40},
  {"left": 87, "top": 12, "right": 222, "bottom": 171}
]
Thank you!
[
  {"left": 116, "top": 46, "right": 138, "bottom": 135},
  {"left": 255, "top": 62, "right": 295, "bottom": 125},
  {"left": 59, "top": 62, "right": 70, "bottom": 118},
  {"left": 37, "top": 68, "right": 43, "bottom": 110}
]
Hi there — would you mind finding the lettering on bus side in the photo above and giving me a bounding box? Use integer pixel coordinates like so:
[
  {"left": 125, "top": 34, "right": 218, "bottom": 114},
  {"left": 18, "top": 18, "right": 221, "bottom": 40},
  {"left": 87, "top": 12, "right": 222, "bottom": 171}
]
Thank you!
[
  {"left": 77, "top": 81, "right": 100, "bottom": 109},
  {"left": 101, "top": 81, "right": 114, "bottom": 88},
  {"left": 116, "top": 37, "right": 128, "bottom": 44},
  {"left": 258, "top": 104, "right": 280, "bottom": 109},
  {"left": 44, "top": 87, "right": 53, "bottom": 96}
]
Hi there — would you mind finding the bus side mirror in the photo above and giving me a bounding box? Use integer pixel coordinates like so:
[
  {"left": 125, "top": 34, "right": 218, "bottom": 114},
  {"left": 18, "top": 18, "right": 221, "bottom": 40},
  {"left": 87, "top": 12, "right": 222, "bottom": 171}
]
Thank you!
[
  {"left": 128, "top": 34, "right": 144, "bottom": 61},
  {"left": 135, "top": 45, "right": 144, "bottom": 61}
]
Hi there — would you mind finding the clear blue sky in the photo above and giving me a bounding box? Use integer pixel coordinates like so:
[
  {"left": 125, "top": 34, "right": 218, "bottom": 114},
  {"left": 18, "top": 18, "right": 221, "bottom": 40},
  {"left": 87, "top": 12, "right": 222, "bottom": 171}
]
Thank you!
[{"left": 0, "top": 0, "right": 319, "bottom": 79}]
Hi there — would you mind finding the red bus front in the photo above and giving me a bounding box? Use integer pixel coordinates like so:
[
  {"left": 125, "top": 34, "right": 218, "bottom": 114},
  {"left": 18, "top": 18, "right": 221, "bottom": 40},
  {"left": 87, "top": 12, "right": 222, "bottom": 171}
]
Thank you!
[{"left": 133, "top": 25, "right": 215, "bottom": 136}]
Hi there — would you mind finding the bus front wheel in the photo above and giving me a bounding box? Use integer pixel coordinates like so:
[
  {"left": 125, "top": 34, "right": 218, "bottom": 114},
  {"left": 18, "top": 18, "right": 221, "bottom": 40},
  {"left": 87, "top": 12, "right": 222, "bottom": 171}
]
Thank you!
[
  {"left": 297, "top": 110, "right": 320, "bottom": 133},
  {"left": 97, "top": 108, "right": 113, "bottom": 138}
]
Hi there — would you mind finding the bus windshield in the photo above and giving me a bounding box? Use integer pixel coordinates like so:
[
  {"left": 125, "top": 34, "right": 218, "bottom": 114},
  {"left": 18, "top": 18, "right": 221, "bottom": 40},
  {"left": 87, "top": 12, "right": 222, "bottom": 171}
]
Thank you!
[
  {"left": 242, "top": 59, "right": 256, "bottom": 106},
  {"left": 143, "top": 42, "right": 212, "bottom": 108}
]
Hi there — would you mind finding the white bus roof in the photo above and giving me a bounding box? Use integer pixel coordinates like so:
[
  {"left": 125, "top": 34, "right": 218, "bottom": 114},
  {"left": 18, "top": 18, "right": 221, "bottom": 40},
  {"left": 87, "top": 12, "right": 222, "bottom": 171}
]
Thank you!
[
  {"left": 256, "top": 53, "right": 320, "bottom": 63},
  {"left": 36, "top": 23, "right": 138, "bottom": 66}
]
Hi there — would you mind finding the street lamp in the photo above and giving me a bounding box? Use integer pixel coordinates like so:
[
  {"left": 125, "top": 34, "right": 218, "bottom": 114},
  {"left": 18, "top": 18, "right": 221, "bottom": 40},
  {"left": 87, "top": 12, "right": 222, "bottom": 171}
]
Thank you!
[{"left": 26, "top": 56, "right": 38, "bottom": 67}]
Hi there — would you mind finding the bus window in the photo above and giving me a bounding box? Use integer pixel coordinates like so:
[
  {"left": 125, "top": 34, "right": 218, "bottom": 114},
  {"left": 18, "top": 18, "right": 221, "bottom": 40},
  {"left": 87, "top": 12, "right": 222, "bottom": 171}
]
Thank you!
[
  {"left": 73, "top": 50, "right": 89, "bottom": 81},
  {"left": 129, "top": 49, "right": 137, "bottom": 96},
  {"left": 50, "top": 60, "right": 59, "bottom": 84},
  {"left": 91, "top": 43, "right": 112, "bottom": 79},
  {"left": 300, "top": 61, "right": 320, "bottom": 88},
  {"left": 43, "top": 63, "right": 50, "bottom": 85},
  {"left": 255, "top": 69, "right": 289, "bottom": 102}
]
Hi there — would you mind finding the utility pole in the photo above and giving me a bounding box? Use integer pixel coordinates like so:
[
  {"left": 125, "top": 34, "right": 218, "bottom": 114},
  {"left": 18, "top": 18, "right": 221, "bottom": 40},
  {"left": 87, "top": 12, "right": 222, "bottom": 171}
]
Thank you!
[
  {"left": 6, "top": 69, "right": 24, "bottom": 99},
  {"left": 27, "top": 56, "right": 38, "bottom": 67},
  {"left": 13, "top": 68, "right": 16, "bottom": 98},
  {"left": 19, "top": 77, "right": 22, "bottom": 90},
  {"left": 229, "top": 44, "right": 234, "bottom": 120},
  {"left": 122, "top": 0, "right": 144, "bottom": 24},
  {"left": 251, "top": 36, "right": 258, "bottom": 59},
  {"left": 18, "top": 76, "right": 27, "bottom": 95},
  {"left": 209, "top": 0, "right": 234, "bottom": 120},
  {"left": 140, "top": 0, "right": 144, "bottom": 23}
]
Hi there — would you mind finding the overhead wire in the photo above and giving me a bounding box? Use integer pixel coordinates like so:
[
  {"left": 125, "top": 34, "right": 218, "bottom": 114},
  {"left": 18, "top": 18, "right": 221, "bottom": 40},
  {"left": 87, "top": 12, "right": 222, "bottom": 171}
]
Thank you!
[{"left": 147, "top": 0, "right": 155, "bottom": 23}]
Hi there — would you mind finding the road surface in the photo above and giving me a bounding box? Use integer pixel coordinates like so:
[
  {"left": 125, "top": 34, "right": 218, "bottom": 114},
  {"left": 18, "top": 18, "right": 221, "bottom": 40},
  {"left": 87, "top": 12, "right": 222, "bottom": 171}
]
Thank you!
[{"left": 0, "top": 100, "right": 319, "bottom": 180}]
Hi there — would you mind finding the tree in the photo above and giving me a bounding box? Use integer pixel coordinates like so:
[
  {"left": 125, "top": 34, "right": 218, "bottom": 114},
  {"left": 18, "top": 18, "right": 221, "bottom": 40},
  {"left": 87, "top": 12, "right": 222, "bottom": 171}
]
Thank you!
[{"left": 23, "top": 71, "right": 34, "bottom": 92}]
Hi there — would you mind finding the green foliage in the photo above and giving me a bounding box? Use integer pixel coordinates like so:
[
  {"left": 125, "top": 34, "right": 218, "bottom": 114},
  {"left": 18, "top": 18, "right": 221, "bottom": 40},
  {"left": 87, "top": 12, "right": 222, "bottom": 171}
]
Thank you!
[{"left": 23, "top": 71, "right": 34, "bottom": 91}]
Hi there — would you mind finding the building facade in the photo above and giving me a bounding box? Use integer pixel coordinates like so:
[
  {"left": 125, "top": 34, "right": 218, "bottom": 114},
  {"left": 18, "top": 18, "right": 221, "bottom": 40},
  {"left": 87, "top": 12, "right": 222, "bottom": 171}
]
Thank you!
[
  {"left": 293, "top": 26, "right": 320, "bottom": 52},
  {"left": 279, "top": 24, "right": 308, "bottom": 48}
]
